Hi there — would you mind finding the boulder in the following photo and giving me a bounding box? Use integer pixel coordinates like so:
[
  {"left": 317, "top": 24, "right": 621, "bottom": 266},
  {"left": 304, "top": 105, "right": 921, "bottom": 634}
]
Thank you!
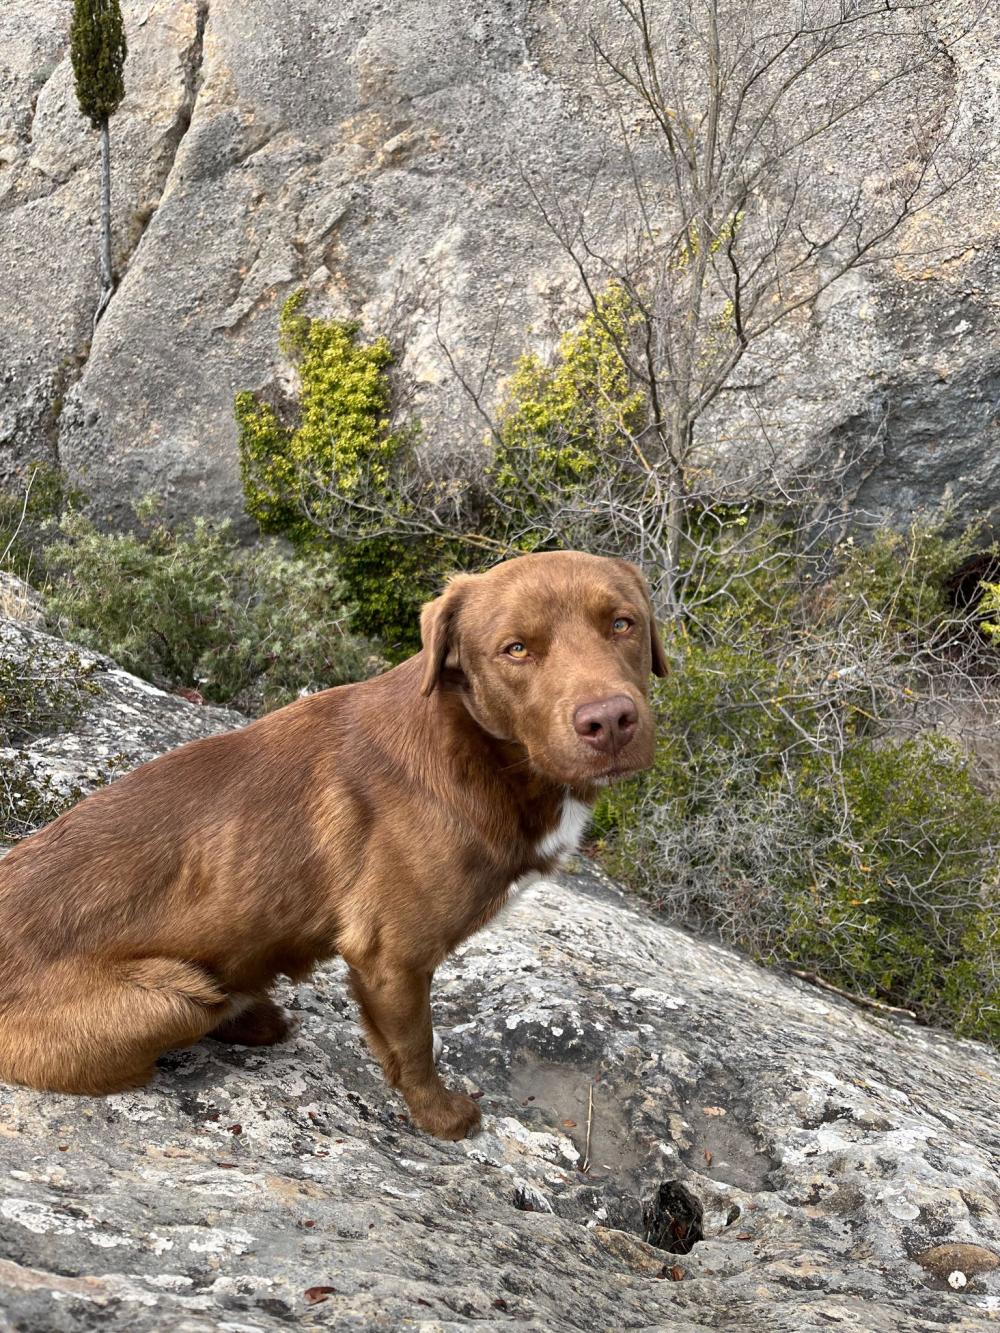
[
  {"left": 1, "top": 1, "right": 999, "bottom": 531},
  {"left": 0, "top": 626, "right": 998, "bottom": 1330}
]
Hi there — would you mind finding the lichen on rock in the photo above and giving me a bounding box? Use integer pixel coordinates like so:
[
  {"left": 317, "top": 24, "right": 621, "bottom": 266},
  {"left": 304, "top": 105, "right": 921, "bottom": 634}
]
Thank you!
[{"left": 0, "top": 626, "right": 998, "bottom": 1329}]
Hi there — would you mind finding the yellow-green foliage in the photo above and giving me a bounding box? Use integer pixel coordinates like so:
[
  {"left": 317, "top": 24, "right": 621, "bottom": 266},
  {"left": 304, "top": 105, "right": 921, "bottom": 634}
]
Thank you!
[
  {"left": 238, "top": 291, "right": 405, "bottom": 546},
  {"left": 237, "top": 292, "right": 445, "bottom": 655},
  {"left": 237, "top": 286, "right": 651, "bottom": 645},
  {"left": 979, "top": 580, "right": 1000, "bottom": 641},
  {"left": 492, "top": 284, "right": 644, "bottom": 502}
]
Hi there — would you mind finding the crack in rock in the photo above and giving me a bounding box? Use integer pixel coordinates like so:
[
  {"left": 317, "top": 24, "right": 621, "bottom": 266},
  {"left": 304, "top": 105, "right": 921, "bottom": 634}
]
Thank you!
[
  {"left": 47, "top": 2, "right": 212, "bottom": 482},
  {"left": 104, "top": 1, "right": 211, "bottom": 309}
]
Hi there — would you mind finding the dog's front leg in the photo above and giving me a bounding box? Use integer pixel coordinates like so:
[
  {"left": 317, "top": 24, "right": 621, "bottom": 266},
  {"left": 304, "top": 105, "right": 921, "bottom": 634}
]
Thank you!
[{"left": 347, "top": 964, "right": 481, "bottom": 1141}]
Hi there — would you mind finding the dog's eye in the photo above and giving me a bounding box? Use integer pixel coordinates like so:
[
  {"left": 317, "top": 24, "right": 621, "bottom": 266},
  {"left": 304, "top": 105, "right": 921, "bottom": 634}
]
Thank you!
[
  {"left": 504, "top": 642, "right": 529, "bottom": 660},
  {"left": 612, "top": 617, "right": 633, "bottom": 634}
]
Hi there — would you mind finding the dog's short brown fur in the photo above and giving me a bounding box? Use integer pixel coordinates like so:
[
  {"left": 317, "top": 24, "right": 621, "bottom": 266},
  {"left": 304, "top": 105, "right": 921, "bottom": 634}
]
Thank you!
[{"left": 0, "top": 551, "right": 666, "bottom": 1139}]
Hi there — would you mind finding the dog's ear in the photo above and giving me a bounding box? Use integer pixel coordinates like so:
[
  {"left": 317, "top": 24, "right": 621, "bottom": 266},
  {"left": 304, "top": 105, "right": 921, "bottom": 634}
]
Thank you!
[
  {"left": 419, "top": 576, "right": 473, "bottom": 696},
  {"left": 649, "top": 616, "right": 670, "bottom": 677},
  {"left": 616, "top": 560, "right": 670, "bottom": 678}
]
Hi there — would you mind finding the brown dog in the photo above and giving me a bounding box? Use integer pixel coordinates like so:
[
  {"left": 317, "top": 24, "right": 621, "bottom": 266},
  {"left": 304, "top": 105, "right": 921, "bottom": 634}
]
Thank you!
[{"left": 0, "top": 551, "right": 666, "bottom": 1139}]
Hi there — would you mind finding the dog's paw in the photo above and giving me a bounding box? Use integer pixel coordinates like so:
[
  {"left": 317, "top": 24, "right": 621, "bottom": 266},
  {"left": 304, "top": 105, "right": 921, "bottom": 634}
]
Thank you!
[
  {"left": 210, "top": 997, "right": 294, "bottom": 1047},
  {"left": 411, "top": 1089, "right": 483, "bottom": 1141}
]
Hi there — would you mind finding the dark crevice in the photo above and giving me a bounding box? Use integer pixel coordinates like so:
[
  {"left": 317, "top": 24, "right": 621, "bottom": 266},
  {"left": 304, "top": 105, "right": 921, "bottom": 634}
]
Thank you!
[
  {"left": 112, "top": 0, "right": 209, "bottom": 290},
  {"left": 945, "top": 551, "right": 1000, "bottom": 613},
  {"left": 643, "top": 1180, "right": 705, "bottom": 1255},
  {"left": 43, "top": 345, "right": 91, "bottom": 465},
  {"left": 173, "top": 0, "right": 210, "bottom": 154},
  {"left": 512, "top": 1182, "right": 550, "bottom": 1214}
]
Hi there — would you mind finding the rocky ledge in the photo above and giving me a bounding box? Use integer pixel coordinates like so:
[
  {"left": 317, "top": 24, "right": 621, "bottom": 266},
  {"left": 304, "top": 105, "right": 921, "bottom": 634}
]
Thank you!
[
  {"left": 0, "top": 623, "right": 998, "bottom": 1331},
  {"left": 0, "top": 618, "right": 245, "bottom": 800}
]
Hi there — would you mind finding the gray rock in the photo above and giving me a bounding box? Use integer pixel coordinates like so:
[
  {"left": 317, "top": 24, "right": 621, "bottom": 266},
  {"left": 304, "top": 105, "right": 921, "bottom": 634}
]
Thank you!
[
  {"left": 0, "top": 573, "right": 44, "bottom": 627},
  {"left": 2, "top": 2, "right": 999, "bottom": 531},
  {"left": 0, "top": 1, "right": 211, "bottom": 497},
  {"left": 1, "top": 628, "right": 999, "bottom": 1330},
  {"left": 0, "top": 619, "right": 243, "bottom": 811}
]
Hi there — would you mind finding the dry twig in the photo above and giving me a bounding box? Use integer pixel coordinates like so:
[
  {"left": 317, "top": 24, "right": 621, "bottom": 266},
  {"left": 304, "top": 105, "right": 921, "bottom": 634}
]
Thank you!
[
  {"left": 788, "top": 968, "right": 919, "bottom": 1020},
  {"left": 581, "top": 1083, "right": 595, "bottom": 1173}
]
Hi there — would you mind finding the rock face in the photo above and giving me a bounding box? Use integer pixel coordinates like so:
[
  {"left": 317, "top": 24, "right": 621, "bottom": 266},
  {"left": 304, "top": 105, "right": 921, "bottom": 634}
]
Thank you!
[
  {"left": 1, "top": 627, "right": 999, "bottom": 1330},
  {"left": 0, "top": 619, "right": 244, "bottom": 807},
  {"left": 1, "top": 1, "right": 999, "bottom": 531}
]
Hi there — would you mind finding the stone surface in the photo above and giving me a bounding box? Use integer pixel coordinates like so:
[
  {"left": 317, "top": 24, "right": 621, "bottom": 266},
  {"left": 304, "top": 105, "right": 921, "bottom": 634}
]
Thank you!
[
  {"left": 0, "top": 620, "right": 244, "bottom": 806},
  {"left": 1, "top": 1, "right": 999, "bottom": 530},
  {"left": 0, "top": 1, "right": 211, "bottom": 502},
  {"left": 0, "top": 573, "right": 44, "bottom": 627},
  {"left": 1, "top": 626, "right": 999, "bottom": 1330}
]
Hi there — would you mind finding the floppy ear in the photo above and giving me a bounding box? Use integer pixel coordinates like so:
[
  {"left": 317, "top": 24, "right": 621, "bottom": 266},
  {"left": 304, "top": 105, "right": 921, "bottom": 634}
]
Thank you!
[
  {"left": 617, "top": 560, "right": 670, "bottom": 678},
  {"left": 419, "top": 576, "right": 472, "bottom": 696},
  {"left": 649, "top": 614, "right": 670, "bottom": 677}
]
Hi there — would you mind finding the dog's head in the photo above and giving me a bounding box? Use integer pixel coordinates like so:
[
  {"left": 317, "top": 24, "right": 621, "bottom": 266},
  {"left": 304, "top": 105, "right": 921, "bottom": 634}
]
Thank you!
[{"left": 419, "top": 551, "right": 668, "bottom": 785}]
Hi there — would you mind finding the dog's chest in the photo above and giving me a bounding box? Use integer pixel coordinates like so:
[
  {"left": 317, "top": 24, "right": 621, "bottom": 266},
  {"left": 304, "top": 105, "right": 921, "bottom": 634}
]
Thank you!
[
  {"left": 532, "top": 795, "right": 592, "bottom": 867},
  {"left": 491, "top": 796, "right": 592, "bottom": 921}
]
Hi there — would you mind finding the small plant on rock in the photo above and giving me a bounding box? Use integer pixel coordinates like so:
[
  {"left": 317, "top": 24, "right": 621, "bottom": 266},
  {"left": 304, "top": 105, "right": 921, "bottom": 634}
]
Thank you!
[{"left": 0, "top": 635, "right": 102, "bottom": 844}]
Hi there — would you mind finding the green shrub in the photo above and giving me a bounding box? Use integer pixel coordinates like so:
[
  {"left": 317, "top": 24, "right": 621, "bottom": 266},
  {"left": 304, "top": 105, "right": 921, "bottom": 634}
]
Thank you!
[
  {"left": 0, "top": 462, "right": 83, "bottom": 583},
  {"left": 237, "top": 292, "right": 450, "bottom": 656},
  {"left": 824, "top": 521, "right": 989, "bottom": 638},
  {"left": 596, "top": 525, "right": 1000, "bottom": 1044},
  {"left": 787, "top": 736, "right": 999, "bottom": 1033},
  {"left": 331, "top": 534, "right": 454, "bottom": 651},
  {"left": 42, "top": 502, "right": 375, "bottom": 712}
]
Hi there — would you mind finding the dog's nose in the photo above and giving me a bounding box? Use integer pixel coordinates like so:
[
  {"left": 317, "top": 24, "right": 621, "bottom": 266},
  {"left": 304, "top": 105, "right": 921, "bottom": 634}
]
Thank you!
[{"left": 573, "top": 695, "right": 638, "bottom": 753}]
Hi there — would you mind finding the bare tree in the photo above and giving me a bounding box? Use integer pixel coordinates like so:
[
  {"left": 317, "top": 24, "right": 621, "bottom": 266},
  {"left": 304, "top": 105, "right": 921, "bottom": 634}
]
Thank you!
[{"left": 489, "top": 0, "right": 977, "bottom": 615}]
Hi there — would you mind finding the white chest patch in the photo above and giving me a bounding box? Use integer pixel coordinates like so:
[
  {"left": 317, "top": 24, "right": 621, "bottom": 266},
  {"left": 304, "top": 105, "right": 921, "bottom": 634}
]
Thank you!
[{"left": 534, "top": 796, "right": 592, "bottom": 867}]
